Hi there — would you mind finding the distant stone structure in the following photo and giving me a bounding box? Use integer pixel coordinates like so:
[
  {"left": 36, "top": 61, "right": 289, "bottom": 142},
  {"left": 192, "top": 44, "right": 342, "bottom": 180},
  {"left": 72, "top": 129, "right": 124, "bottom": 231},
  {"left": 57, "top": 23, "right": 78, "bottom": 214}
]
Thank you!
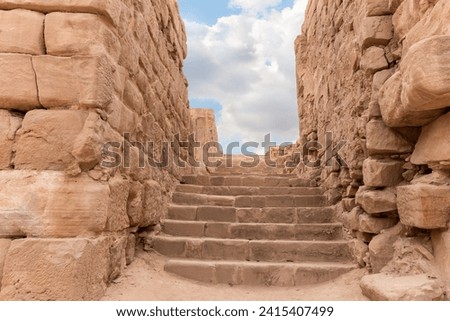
[
  {"left": 190, "top": 108, "right": 220, "bottom": 169},
  {"left": 0, "top": 0, "right": 192, "bottom": 300},
  {"left": 296, "top": 0, "right": 450, "bottom": 299}
]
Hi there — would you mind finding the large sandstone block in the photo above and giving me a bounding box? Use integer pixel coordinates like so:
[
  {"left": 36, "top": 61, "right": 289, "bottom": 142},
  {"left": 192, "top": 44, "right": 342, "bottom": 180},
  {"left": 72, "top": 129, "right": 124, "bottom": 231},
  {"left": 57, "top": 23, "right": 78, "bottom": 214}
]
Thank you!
[
  {"left": 401, "top": 36, "right": 450, "bottom": 112},
  {"left": 0, "top": 239, "right": 11, "bottom": 288},
  {"left": 366, "top": 120, "right": 413, "bottom": 155},
  {"left": 360, "top": 47, "right": 389, "bottom": 74},
  {"left": 361, "top": 274, "right": 444, "bottom": 301},
  {"left": 359, "top": 214, "right": 398, "bottom": 234},
  {"left": 0, "top": 110, "right": 22, "bottom": 169},
  {"left": 0, "top": 238, "right": 111, "bottom": 300},
  {"left": 105, "top": 175, "right": 130, "bottom": 232},
  {"left": 397, "top": 184, "right": 450, "bottom": 229},
  {"left": 0, "top": 0, "right": 122, "bottom": 26},
  {"left": 45, "top": 13, "right": 121, "bottom": 60},
  {"left": 402, "top": 0, "right": 450, "bottom": 54},
  {"left": 343, "top": 206, "right": 364, "bottom": 231},
  {"left": 359, "top": 16, "right": 393, "bottom": 49},
  {"left": 32, "top": 55, "right": 114, "bottom": 109},
  {"left": 379, "top": 71, "right": 444, "bottom": 127},
  {"left": 357, "top": 188, "right": 397, "bottom": 214},
  {"left": 411, "top": 112, "right": 450, "bottom": 165},
  {"left": 363, "top": 157, "right": 404, "bottom": 187},
  {"left": 15, "top": 110, "right": 106, "bottom": 171},
  {"left": 0, "top": 9, "right": 44, "bottom": 54},
  {"left": 361, "top": 0, "right": 393, "bottom": 16},
  {"left": 142, "top": 180, "right": 165, "bottom": 227},
  {"left": 369, "top": 228, "right": 400, "bottom": 273},
  {"left": 0, "top": 171, "right": 110, "bottom": 238},
  {"left": 0, "top": 54, "right": 40, "bottom": 110},
  {"left": 432, "top": 229, "right": 450, "bottom": 287},
  {"left": 392, "top": 0, "right": 436, "bottom": 40}
]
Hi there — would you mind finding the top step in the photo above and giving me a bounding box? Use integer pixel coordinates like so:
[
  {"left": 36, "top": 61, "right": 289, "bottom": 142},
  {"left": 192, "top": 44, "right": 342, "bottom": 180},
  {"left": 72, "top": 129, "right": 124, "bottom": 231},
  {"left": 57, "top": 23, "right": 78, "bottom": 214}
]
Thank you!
[{"left": 181, "top": 175, "right": 315, "bottom": 187}]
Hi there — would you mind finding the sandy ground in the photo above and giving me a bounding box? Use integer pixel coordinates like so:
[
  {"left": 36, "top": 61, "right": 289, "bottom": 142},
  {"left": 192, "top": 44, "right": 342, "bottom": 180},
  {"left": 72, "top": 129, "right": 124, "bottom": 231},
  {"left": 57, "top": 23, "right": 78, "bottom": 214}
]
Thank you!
[{"left": 103, "top": 250, "right": 368, "bottom": 301}]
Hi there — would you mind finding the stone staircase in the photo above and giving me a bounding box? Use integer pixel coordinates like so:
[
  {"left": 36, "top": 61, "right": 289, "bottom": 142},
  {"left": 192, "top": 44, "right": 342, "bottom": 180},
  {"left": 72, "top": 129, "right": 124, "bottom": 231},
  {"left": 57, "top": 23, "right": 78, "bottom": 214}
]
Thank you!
[{"left": 150, "top": 168, "right": 356, "bottom": 287}]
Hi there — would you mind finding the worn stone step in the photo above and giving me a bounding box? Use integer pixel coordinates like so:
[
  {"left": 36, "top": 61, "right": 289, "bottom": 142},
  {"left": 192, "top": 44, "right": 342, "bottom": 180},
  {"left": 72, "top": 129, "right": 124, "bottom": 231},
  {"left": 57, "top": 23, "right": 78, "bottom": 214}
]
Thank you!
[
  {"left": 162, "top": 220, "right": 343, "bottom": 241},
  {"left": 211, "top": 171, "right": 297, "bottom": 177},
  {"left": 168, "top": 205, "right": 335, "bottom": 224},
  {"left": 164, "top": 259, "right": 356, "bottom": 286},
  {"left": 172, "top": 192, "right": 235, "bottom": 206},
  {"left": 181, "top": 175, "right": 313, "bottom": 187},
  {"left": 151, "top": 236, "right": 352, "bottom": 263},
  {"left": 234, "top": 195, "right": 326, "bottom": 208},
  {"left": 175, "top": 184, "right": 322, "bottom": 196}
]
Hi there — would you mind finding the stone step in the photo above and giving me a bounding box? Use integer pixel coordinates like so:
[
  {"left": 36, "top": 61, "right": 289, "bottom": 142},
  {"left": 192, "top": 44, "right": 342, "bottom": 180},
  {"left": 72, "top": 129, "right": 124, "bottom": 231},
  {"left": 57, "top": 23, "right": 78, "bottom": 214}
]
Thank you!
[
  {"left": 175, "top": 184, "right": 322, "bottom": 196},
  {"left": 171, "top": 193, "right": 326, "bottom": 208},
  {"left": 162, "top": 220, "right": 343, "bottom": 241},
  {"left": 171, "top": 192, "right": 235, "bottom": 207},
  {"left": 210, "top": 171, "right": 295, "bottom": 177},
  {"left": 234, "top": 195, "right": 326, "bottom": 208},
  {"left": 181, "top": 175, "right": 313, "bottom": 187},
  {"left": 164, "top": 259, "right": 356, "bottom": 286},
  {"left": 151, "top": 236, "right": 352, "bottom": 263},
  {"left": 168, "top": 205, "right": 335, "bottom": 224}
]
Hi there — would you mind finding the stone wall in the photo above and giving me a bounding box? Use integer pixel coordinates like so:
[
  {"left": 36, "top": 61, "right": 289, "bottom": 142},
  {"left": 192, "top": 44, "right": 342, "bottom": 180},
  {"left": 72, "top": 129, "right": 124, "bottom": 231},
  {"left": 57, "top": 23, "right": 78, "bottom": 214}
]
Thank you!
[
  {"left": 0, "top": 0, "right": 191, "bottom": 300},
  {"left": 296, "top": 0, "right": 450, "bottom": 293}
]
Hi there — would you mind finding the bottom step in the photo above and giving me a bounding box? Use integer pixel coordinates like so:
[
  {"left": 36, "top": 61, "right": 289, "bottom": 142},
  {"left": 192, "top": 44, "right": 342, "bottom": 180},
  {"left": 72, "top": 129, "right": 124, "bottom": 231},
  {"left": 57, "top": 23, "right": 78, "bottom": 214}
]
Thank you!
[{"left": 164, "top": 259, "right": 356, "bottom": 287}]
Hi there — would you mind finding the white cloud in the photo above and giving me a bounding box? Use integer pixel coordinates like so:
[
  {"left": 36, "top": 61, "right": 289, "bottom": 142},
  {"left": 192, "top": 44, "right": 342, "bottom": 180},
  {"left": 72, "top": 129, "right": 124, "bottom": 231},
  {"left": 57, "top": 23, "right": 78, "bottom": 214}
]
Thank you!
[{"left": 183, "top": 0, "right": 309, "bottom": 153}]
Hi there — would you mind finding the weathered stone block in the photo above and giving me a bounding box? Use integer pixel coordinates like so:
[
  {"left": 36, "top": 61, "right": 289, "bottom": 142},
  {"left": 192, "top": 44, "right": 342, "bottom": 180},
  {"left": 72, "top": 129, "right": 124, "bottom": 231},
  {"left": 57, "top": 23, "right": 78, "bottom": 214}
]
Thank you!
[
  {"left": 398, "top": 184, "right": 450, "bottom": 229},
  {"left": 32, "top": 55, "right": 114, "bottom": 109},
  {"left": 361, "top": 0, "right": 393, "bottom": 16},
  {"left": 432, "top": 229, "right": 450, "bottom": 288},
  {"left": 0, "top": 9, "right": 44, "bottom": 54},
  {"left": 0, "top": 110, "right": 22, "bottom": 169},
  {"left": 15, "top": 110, "right": 85, "bottom": 170},
  {"left": 45, "top": 12, "right": 121, "bottom": 60},
  {"left": 0, "top": 0, "right": 122, "bottom": 26},
  {"left": 106, "top": 98, "right": 139, "bottom": 136},
  {"left": 0, "top": 171, "right": 110, "bottom": 238},
  {"left": 401, "top": 0, "right": 449, "bottom": 53},
  {"left": 369, "top": 229, "right": 399, "bottom": 273},
  {"left": 127, "top": 182, "right": 144, "bottom": 227},
  {"left": 0, "top": 239, "right": 11, "bottom": 288},
  {"left": 411, "top": 112, "right": 450, "bottom": 165},
  {"left": 0, "top": 54, "right": 40, "bottom": 110},
  {"left": 108, "top": 235, "right": 126, "bottom": 281},
  {"left": 357, "top": 188, "right": 397, "bottom": 214},
  {"left": 105, "top": 175, "right": 130, "bottom": 232},
  {"left": 349, "top": 239, "right": 368, "bottom": 268},
  {"left": 401, "top": 36, "right": 450, "bottom": 112},
  {"left": 142, "top": 180, "right": 164, "bottom": 227},
  {"left": 359, "top": 214, "right": 398, "bottom": 234},
  {"left": 360, "top": 47, "right": 389, "bottom": 74},
  {"left": 359, "top": 16, "right": 393, "bottom": 49},
  {"left": 363, "top": 157, "right": 404, "bottom": 187},
  {"left": 343, "top": 206, "right": 364, "bottom": 231},
  {"left": 379, "top": 71, "right": 444, "bottom": 127},
  {"left": 360, "top": 274, "right": 444, "bottom": 301},
  {"left": 366, "top": 120, "right": 413, "bottom": 155},
  {"left": 392, "top": 0, "right": 435, "bottom": 40},
  {"left": 0, "top": 238, "right": 111, "bottom": 300}
]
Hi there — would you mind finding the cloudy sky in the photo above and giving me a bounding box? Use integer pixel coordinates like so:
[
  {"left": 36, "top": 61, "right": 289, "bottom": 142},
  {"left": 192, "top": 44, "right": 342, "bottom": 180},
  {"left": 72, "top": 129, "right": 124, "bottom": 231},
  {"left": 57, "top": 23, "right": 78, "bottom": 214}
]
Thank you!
[{"left": 177, "top": 0, "right": 308, "bottom": 153}]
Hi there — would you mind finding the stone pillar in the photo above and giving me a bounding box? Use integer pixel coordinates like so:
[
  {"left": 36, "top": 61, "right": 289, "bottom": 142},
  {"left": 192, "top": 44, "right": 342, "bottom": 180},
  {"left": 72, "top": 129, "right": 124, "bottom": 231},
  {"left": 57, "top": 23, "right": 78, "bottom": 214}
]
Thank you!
[{"left": 190, "top": 108, "right": 220, "bottom": 170}]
